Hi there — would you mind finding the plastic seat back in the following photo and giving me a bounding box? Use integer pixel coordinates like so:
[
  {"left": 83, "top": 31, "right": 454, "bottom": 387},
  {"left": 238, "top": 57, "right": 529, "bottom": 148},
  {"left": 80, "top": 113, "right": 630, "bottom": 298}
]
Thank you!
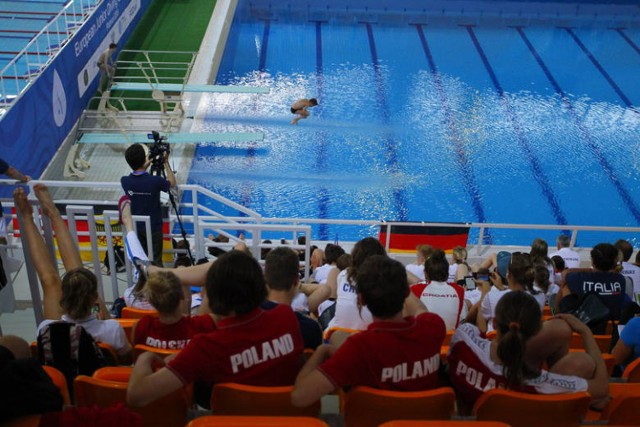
[
  {"left": 42, "top": 365, "right": 71, "bottom": 405},
  {"left": 343, "top": 386, "right": 455, "bottom": 427},
  {"left": 2, "top": 415, "right": 42, "bottom": 427},
  {"left": 599, "top": 382, "right": 640, "bottom": 421},
  {"left": 74, "top": 375, "right": 190, "bottom": 427},
  {"left": 211, "top": 383, "right": 321, "bottom": 417},
  {"left": 569, "top": 332, "right": 611, "bottom": 353},
  {"left": 622, "top": 357, "right": 640, "bottom": 382},
  {"left": 473, "top": 389, "right": 591, "bottom": 427},
  {"left": 133, "top": 344, "right": 180, "bottom": 362},
  {"left": 605, "top": 394, "right": 640, "bottom": 425},
  {"left": 186, "top": 415, "right": 329, "bottom": 426},
  {"left": 93, "top": 366, "right": 133, "bottom": 382},
  {"left": 380, "top": 422, "right": 510, "bottom": 427},
  {"left": 121, "top": 307, "right": 159, "bottom": 319}
]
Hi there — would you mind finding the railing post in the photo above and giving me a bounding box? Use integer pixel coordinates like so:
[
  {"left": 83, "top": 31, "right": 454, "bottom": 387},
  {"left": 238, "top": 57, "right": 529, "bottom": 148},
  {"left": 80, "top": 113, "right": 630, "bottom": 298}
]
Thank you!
[
  {"left": 15, "top": 202, "right": 44, "bottom": 326},
  {"left": 477, "top": 227, "right": 485, "bottom": 255},
  {"left": 103, "top": 210, "right": 123, "bottom": 300},
  {"left": 192, "top": 188, "right": 203, "bottom": 260},
  {"left": 66, "top": 206, "right": 105, "bottom": 300}
]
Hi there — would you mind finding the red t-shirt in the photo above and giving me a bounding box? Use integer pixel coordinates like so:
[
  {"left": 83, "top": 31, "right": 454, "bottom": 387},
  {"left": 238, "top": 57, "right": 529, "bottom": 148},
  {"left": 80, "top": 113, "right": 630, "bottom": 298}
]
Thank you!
[
  {"left": 318, "top": 312, "right": 446, "bottom": 391},
  {"left": 167, "top": 305, "right": 303, "bottom": 386},
  {"left": 133, "top": 314, "right": 216, "bottom": 349}
]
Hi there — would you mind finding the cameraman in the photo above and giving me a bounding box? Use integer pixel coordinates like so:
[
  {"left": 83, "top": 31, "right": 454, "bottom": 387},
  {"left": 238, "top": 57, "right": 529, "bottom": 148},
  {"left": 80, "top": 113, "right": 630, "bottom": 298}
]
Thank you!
[{"left": 121, "top": 143, "right": 176, "bottom": 266}]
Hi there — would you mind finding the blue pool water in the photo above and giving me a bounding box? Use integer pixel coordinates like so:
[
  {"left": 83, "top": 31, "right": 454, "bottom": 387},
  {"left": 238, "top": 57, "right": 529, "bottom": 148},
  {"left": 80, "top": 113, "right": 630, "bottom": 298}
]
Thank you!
[{"left": 187, "top": 0, "right": 640, "bottom": 245}]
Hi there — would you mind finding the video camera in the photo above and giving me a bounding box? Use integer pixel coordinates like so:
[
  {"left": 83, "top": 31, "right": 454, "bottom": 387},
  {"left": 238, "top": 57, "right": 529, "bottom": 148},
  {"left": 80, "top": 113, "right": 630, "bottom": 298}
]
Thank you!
[{"left": 147, "top": 131, "right": 170, "bottom": 176}]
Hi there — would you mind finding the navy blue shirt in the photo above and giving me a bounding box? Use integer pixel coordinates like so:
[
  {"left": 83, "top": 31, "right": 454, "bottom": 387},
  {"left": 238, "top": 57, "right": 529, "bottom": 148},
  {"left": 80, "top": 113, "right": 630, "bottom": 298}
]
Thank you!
[
  {"left": 261, "top": 300, "right": 323, "bottom": 349},
  {"left": 566, "top": 271, "right": 628, "bottom": 320},
  {"left": 0, "top": 158, "right": 8, "bottom": 175},
  {"left": 121, "top": 172, "right": 170, "bottom": 230},
  {"left": 0, "top": 158, "right": 9, "bottom": 210}
]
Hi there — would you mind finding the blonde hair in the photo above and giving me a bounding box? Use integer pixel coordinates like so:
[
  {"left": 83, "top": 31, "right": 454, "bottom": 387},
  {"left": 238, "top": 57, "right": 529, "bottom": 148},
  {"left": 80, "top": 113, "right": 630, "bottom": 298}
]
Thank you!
[
  {"left": 451, "top": 246, "right": 468, "bottom": 264},
  {"left": 416, "top": 244, "right": 434, "bottom": 261},
  {"left": 142, "top": 271, "right": 183, "bottom": 314}
]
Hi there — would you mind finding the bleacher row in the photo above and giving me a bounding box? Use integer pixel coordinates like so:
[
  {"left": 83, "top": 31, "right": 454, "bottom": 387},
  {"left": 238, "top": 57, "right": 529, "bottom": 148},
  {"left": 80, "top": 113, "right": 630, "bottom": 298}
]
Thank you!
[
  {"left": 0, "top": 0, "right": 99, "bottom": 95},
  {"left": 7, "top": 306, "right": 640, "bottom": 427}
]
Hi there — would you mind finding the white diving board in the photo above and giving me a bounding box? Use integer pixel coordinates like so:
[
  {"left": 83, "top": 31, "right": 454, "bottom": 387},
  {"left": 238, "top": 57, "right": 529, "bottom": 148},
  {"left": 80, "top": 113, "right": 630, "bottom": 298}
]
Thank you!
[
  {"left": 109, "top": 82, "right": 270, "bottom": 94},
  {"left": 78, "top": 132, "right": 264, "bottom": 144}
]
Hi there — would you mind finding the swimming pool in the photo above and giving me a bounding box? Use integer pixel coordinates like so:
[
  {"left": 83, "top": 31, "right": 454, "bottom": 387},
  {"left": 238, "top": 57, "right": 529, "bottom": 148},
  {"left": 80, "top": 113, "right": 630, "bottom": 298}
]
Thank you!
[{"left": 187, "top": 0, "right": 640, "bottom": 246}]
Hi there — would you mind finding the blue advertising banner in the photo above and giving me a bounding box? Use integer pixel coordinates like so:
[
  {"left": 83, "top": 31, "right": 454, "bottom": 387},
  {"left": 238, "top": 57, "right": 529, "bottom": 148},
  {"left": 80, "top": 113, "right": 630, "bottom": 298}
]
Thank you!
[{"left": 0, "top": 0, "right": 152, "bottom": 189}]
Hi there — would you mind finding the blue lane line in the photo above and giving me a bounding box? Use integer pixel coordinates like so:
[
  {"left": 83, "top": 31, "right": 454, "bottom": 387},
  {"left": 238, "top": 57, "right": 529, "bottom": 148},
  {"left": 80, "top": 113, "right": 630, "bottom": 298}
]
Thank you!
[
  {"left": 413, "top": 24, "right": 489, "bottom": 229},
  {"left": 615, "top": 28, "right": 640, "bottom": 56},
  {"left": 464, "top": 25, "right": 567, "bottom": 226},
  {"left": 258, "top": 19, "right": 270, "bottom": 72},
  {"left": 362, "top": 21, "right": 408, "bottom": 222},
  {"left": 237, "top": 20, "right": 272, "bottom": 211},
  {"left": 562, "top": 27, "right": 634, "bottom": 109},
  {"left": 516, "top": 27, "right": 640, "bottom": 224},
  {"left": 313, "top": 19, "right": 329, "bottom": 239}
]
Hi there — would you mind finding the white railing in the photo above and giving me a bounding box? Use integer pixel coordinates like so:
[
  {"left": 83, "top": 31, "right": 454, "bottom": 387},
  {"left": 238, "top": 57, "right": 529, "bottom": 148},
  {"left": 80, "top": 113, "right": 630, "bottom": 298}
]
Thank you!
[
  {"left": 3, "top": 179, "right": 640, "bottom": 261},
  {"left": 0, "top": 0, "right": 99, "bottom": 114},
  {"left": 3, "top": 178, "right": 640, "bottom": 324}
]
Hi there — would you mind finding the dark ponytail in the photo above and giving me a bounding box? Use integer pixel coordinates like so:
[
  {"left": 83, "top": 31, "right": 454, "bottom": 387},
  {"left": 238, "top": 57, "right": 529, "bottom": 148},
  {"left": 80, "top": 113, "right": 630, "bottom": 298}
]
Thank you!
[
  {"left": 424, "top": 249, "right": 449, "bottom": 282},
  {"left": 495, "top": 291, "right": 542, "bottom": 389},
  {"left": 508, "top": 253, "right": 537, "bottom": 294}
]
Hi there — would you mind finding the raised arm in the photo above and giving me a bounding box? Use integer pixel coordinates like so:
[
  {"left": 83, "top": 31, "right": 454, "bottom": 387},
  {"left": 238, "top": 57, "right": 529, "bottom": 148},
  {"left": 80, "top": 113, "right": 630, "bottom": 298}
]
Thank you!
[{"left": 14, "top": 188, "right": 63, "bottom": 320}]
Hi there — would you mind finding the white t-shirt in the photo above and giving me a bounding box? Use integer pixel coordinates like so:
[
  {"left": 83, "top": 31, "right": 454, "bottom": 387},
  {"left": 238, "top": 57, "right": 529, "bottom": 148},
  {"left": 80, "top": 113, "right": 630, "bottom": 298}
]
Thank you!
[
  {"left": 38, "top": 314, "right": 131, "bottom": 356},
  {"left": 620, "top": 261, "right": 640, "bottom": 303},
  {"left": 291, "top": 292, "right": 309, "bottom": 313},
  {"left": 480, "top": 287, "right": 510, "bottom": 332},
  {"left": 313, "top": 264, "right": 333, "bottom": 285},
  {"left": 448, "top": 264, "right": 459, "bottom": 283},
  {"left": 326, "top": 269, "right": 372, "bottom": 331},
  {"left": 549, "top": 247, "right": 581, "bottom": 269},
  {"left": 406, "top": 263, "right": 425, "bottom": 281}
]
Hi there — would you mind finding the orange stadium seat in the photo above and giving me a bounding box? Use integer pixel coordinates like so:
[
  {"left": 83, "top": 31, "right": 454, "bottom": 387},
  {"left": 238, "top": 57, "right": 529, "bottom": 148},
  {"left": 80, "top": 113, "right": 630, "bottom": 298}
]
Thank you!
[
  {"left": 622, "top": 357, "right": 640, "bottom": 382},
  {"left": 569, "top": 332, "right": 611, "bottom": 353},
  {"left": 133, "top": 344, "right": 180, "bottom": 362},
  {"left": 74, "top": 373, "right": 191, "bottom": 427},
  {"left": 211, "top": 383, "right": 321, "bottom": 417},
  {"left": 380, "top": 422, "right": 510, "bottom": 427},
  {"left": 186, "top": 416, "right": 329, "bottom": 427},
  {"left": 343, "top": 386, "right": 455, "bottom": 427},
  {"left": 2, "top": 415, "right": 42, "bottom": 427},
  {"left": 593, "top": 382, "right": 640, "bottom": 422},
  {"left": 42, "top": 365, "right": 71, "bottom": 405},
  {"left": 473, "top": 389, "right": 590, "bottom": 427},
  {"left": 121, "top": 307, "right": 159, "bottom": 319}
]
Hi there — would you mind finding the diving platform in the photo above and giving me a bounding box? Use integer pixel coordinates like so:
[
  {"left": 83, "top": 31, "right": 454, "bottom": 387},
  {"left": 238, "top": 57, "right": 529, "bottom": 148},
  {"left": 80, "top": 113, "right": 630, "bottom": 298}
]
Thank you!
[
  {"left": 110, "top": 82, "right": 270, "bottom": 94},
  {"left": 78, "top": 131, "right": 264, "bottom": 144}
]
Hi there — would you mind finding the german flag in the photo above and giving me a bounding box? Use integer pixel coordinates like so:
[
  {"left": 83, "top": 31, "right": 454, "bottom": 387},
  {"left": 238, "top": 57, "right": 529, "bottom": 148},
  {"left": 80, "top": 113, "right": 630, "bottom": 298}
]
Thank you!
[{"left": 379, "top": 222, "right": 470, "bottom": 254}]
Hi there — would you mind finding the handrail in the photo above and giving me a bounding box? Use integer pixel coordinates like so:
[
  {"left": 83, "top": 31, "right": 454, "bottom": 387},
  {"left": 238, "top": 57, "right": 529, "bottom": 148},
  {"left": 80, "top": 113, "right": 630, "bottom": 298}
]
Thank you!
[
  {"left": 3, "top": 178, "right": 640, "bottom": 260},
  {"left": 0, "top": 0, "right": 97, "bottom": 114},
  {"left": 3, "top": 177, "right": 640, "bottom": 326}
]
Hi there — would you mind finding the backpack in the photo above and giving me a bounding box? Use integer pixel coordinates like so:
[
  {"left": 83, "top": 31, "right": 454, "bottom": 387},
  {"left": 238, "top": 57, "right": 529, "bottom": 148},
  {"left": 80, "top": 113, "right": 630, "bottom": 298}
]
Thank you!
[
  {"left": 104, "top": 244, "right": 126, "bottom": 274},
  {"left": 37, "top": 321, "right": 107, "bottom": 396},
  {"left": 559, "top": 291, "right": 611, "bottom": 334}
]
